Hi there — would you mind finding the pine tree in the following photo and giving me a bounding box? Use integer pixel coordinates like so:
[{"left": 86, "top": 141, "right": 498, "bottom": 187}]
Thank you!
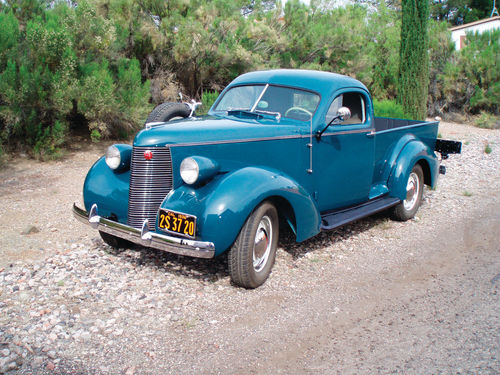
[{"left": 398, "top": 0, "right": 430, "bottom": 120}]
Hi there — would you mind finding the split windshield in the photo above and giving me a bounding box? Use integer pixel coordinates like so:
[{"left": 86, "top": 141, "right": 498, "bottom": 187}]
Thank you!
[{"left": 213, "top": 84, "right": 320, "bottom": 122}]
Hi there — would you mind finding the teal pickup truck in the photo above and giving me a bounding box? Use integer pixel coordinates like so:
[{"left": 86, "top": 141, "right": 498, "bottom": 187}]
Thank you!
[{"left": 73, "top": 69, "right": 461, "bottom": 288}]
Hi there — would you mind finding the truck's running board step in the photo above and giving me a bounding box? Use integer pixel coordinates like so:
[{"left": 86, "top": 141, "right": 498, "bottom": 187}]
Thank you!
[{"left": 321, "top": 197, "right": 400, "bottom": 230}]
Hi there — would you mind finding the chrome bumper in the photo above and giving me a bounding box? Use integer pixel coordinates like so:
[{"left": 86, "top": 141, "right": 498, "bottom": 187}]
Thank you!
[{"left": 72, "top": 203, "right": 215, "bottom": 258}]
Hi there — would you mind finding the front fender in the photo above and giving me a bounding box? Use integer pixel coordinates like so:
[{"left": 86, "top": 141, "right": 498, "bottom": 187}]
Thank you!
[
  {"left": 83, "top": 157, "right": 131, "bottom": 223},
  {"left": 388, "top": 140, "right": 439, "bottom": 201},
  {"left": 160, "top": 167, "right": 320, "bottom": 256}
]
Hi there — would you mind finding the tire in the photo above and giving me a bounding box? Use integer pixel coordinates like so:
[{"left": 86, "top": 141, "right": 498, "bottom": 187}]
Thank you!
[
  {"left": 391, "top": 164, "right": 424, "bottom": 221},
  {"left": 99, "top": 231, "right": 132, "bottom": 249},
  {"left": 145, "top": 102, "right": 190, "bottom": 124},
  {"left": 228, "top": 202, "right": 279, "bottom": 289}
]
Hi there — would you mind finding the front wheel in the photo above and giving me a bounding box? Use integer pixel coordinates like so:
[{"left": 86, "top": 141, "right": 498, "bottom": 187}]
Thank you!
[
  {"left": 391, "top": 164, "right": 424, "bottom": 221},
  {"left": 228, "top": 202, "right": 279, "bottom": 289}
]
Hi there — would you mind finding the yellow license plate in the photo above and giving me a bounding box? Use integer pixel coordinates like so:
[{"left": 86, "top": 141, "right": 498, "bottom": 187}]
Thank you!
[{"left": 158, "top": 209, "right": 196, "bottom": 238}]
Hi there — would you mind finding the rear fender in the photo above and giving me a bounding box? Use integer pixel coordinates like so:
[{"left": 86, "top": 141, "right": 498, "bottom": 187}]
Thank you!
[
  {"left": 160, "top": 167, "right": 320, "bottom": 255},
  {"left": 388, "top": 140, "right": 439, "bottom": 201}
]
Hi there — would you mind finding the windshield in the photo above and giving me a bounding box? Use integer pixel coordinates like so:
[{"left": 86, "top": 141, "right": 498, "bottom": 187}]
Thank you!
[{"left": 213, "top": 84, "right": 320, "bottom": 121}]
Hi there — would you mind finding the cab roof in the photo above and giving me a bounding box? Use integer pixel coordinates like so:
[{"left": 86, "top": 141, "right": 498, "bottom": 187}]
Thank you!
[{"left": 229, "top": 69, "right": 368, "bottom": 98}]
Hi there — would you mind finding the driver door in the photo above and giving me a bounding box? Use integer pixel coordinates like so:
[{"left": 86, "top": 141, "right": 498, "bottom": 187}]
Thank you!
[{"left": 313, "top": 90, "right": 375, "bottom": 212}]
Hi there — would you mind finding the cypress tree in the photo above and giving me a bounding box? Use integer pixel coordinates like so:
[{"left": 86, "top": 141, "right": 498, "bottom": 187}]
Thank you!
[{"left": 398, "top": 0, "right": 430, "bottom": 120}]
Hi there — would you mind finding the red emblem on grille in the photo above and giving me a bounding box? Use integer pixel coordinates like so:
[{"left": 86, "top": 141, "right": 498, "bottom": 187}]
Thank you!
[{"left": 143, "top": 150, "right": 153, "bottom": 160}]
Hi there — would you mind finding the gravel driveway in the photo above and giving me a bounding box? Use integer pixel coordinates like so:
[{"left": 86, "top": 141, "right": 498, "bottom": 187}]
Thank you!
[{"left": 0, "top": 122, "right": 498, "bottom": 374}]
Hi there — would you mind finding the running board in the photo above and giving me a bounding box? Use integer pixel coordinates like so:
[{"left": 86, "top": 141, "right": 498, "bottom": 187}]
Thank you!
[{"left": 321, "top": 197, "right": 400, "bottom": 230}]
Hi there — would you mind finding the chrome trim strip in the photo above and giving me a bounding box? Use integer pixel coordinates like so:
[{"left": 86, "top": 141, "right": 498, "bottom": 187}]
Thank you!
[
  {"left": 320, "top": 128, "right": 374, "bottom": 137},
  {"left": 169, "top": 128, "right": 376, "bottom": 148},
  {"left": 169, "top": 134, "right": 308, "bottom": 147},
  {"left": 374, "top": 121, "right": 439, "bottom": 135},
  {"left": 73, "top": 203, "right": 215, "bottom": 259}
]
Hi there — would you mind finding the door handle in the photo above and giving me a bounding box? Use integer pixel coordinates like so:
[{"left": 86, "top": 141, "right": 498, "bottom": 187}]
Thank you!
[{"left": 366, "top": 131, "right": 375, "bottom": 138}]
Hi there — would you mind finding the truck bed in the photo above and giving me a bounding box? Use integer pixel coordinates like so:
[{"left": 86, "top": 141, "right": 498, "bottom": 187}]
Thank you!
[
  {"left": 374, "top": 117, "right": 430, "bottom": 132},
  {"left": 371, "top": 117, "right": 439, "bottom": 199}
]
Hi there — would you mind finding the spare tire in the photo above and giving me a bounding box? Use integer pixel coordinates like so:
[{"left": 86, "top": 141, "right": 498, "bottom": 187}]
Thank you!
[{"left": 145, "top": 102, "right": 191, "bottom": 124}]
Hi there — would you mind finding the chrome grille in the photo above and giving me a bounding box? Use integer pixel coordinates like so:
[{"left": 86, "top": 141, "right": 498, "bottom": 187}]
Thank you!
[{"left": 128, "top": 146, "right": 173, "bottom": 229}]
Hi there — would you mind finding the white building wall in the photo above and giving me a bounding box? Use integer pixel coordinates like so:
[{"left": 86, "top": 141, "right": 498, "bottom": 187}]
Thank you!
[{"left": 451, "top": 18, "right": 500, "bottom": 50}]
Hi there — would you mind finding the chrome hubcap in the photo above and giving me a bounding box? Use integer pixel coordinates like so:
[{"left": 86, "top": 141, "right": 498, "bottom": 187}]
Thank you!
[
  {"left": 253, "top": 216, "right": 272, "bottom": 272},
  {"left": 403, "top": 172, "right": 419, "bottom": 211}
]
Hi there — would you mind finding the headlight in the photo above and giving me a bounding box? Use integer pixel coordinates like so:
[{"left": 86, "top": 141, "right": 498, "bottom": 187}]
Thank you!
[
  {"left": 180, "top": 157, "right": 199, "bottom": 184},
  {"left": 180, "top": 156, "right": 219, "bottom": 185},
  {"left": 105, "top": 145, "right": 121, "bottom": 170}
]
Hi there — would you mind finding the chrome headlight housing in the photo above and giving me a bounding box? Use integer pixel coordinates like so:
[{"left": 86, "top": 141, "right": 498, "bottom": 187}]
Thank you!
[
  {"left": 180, "top": 156, "right": 219, "bottom": 185},
  {"left": 105, "top": 144, "right": 132, "bottom": 171}
]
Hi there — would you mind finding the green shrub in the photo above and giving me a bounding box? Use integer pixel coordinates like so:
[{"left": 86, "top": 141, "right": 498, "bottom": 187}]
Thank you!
[
  {"left": 484, "top": 143, "right": 492, "bottom": 154},
  {"left": 33, "top": 121, "right": 67, "bottom": 160},
  {"left": 443, "top": 30, "right": 500, "bottom": 114},
  {"left": 90, "top": 129, "right": 102, "bottom": 143},
  {"left": 198, "top": 91, "right": 220, "bottom": 115},
  {"left": 475, "top": 112, "right": 499, "bottom": 129},
  {"left": 373, "top": 99, "right": 407, "bottom": 119},
  {"left": 116, "top": 58, "right": 152, "bottom": 128}
]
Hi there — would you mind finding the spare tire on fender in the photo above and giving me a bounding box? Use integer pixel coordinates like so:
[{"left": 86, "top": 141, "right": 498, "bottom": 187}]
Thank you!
[{"left": 145, "top": 102, "right": 191, "bottom": 124}]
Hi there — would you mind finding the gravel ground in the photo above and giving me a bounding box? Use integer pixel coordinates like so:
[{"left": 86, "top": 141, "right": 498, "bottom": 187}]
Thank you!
[{"left": 0, "top": 122, "right": 499, "bottom": 374}]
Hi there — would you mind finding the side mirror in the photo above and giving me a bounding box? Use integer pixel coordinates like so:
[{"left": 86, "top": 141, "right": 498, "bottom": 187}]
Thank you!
[
  {"left": 316, "top": 106, "right": 352, "bottom": 140},
  {"left": 337, "top": 106, "right": 351, "bottom": 122}
]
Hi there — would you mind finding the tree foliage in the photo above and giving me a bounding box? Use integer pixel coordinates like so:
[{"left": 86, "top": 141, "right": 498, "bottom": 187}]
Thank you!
[
  {"left": 398, "top": 0, "right": 430, "bottom": 120},
  {"left": 430, "top": 0, "right": 494, "bottom": 25},
  {"left": 0, "top": 0, "right": 497, "bottom": 157},
  {"left": 443, "top": 29, "right": 500, "bottom": 114}
]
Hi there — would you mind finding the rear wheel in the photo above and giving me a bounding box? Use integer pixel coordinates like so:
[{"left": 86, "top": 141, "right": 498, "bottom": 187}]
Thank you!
[
  {"left": 145, "top": 102, "right": 190, "bottom": 124},
  {"left": 228, "top": 202, "right": 279, "bottom": 289},
  {"left": 391, "top": 164, "right": 424, "bottom": 221},
  {"left": 99, "top": 231, "right": 131, "bottom": 249}
]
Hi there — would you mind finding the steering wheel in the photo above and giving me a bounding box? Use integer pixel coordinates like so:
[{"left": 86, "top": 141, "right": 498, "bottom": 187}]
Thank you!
[{"left": 284, "top": 107, "right": 312, "bottom": 119}]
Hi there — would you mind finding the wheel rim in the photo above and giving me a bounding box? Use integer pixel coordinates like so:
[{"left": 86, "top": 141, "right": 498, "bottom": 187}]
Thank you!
[
  {"left": 403, "top": 172, "right": 420, "bottom": 211},
  {"left": 253, "top": 215, "right": 273, "bottom": 273}
]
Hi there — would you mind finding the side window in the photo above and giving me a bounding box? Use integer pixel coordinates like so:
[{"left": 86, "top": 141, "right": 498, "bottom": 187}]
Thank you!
[{"left": 325, "top": 92, "right": 366, "bottom": 125}]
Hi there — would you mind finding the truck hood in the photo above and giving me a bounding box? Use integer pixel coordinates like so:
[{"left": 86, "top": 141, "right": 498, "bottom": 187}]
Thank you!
[{"left": 133, "top": 116, "right": 304, "bottom": 147}]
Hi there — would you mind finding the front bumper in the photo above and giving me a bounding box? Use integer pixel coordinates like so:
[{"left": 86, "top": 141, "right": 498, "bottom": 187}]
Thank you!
[{"left": 72, "top": 203, "right": 215, "bottom": 258}]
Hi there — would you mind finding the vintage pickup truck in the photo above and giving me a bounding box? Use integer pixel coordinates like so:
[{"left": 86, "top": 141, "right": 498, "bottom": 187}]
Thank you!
[{"left": 73, "top": 69, "right": 461, "bottom": 288}]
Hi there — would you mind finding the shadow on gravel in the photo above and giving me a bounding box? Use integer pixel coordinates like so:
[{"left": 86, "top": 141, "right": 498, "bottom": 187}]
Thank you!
[
  {"left": 103, "top": 241, "right": 229, "bottom": 283},
  {"left": 279, "top": 209, "right": 395, "bottom": 260},
  {"left": 99, "top": 209, "right": 396, "bottom": 281}
]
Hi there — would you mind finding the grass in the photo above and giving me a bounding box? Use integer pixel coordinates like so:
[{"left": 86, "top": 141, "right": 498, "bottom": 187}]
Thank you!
[
  {"left": 475, "top": 112, "right": 499, "bottom": 129},
  {"left": 308, "top": 257, "right": 322, "bottom": 263},
  {"left": 484, "top": 143, "right": 492, "bottom": 154},
  {"left": 183, "top": 319, "right": 197, "bottom": 329},
  {"left": 376, "top": 218, "right": 393, "bottom": 230},
  {"left": 463, "top": 191, "right": 473, "bottom": 197}
]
